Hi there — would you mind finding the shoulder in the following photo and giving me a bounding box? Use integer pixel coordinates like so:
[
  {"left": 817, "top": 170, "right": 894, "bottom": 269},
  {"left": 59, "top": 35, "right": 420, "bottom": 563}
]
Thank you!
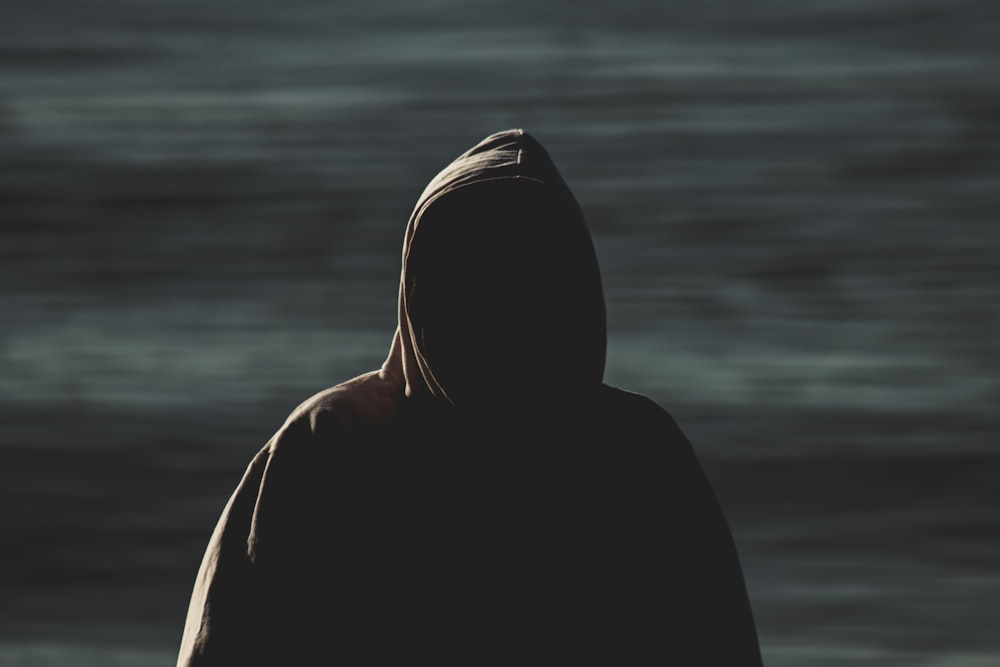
[
  {"left": 598, "top": 384, "right": 679, "bottom": 426},
  {"left": 593, "top": 383, "right": 694, "bottom": 451},
  {"left": 269, "top": 369, "right": 404, "bottom": 453}
]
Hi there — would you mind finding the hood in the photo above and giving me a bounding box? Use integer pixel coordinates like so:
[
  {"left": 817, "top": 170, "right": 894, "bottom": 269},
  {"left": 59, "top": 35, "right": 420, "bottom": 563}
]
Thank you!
[{"left": 381, "top": 129, "right": 606, "bottom": 409}]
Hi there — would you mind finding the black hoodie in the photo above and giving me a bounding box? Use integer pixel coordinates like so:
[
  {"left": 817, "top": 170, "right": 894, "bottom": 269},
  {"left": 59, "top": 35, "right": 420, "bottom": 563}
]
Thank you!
[{"left": 176, "top": 129, "right": 763, "bottom": 666}]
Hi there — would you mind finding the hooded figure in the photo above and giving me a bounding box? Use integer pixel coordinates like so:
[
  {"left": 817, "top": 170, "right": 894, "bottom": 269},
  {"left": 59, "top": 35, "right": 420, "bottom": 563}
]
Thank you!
[{"left": 176, "top": 129, "right": 763, "bottom": 665}]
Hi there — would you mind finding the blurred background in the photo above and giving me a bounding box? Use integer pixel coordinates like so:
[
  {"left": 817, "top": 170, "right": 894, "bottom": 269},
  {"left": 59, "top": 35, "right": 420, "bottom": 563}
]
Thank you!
[{"left": 2, "top": 0, "right": 998, "bottom": 665}]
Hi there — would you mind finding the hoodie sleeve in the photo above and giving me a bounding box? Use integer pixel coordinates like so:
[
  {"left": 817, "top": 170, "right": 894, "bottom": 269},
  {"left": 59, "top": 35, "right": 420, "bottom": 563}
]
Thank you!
[
  {"left": 638, "top": 398, "right": 764, "bottom": 665},
  {"left": 664, "top": 421, "right": 763, "bottom": 664},
  {"left": 175, "top": 413, "right": 332, "bottom": 667},
  {"left": 567, "top": 388, "right": 763, "bottom": 665}
]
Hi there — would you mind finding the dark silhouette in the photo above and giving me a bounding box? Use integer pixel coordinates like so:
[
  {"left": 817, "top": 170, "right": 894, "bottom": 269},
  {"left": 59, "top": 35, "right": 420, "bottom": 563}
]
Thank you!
[{"left": 176, "top": 129, "right": 764, "bottom": 665}]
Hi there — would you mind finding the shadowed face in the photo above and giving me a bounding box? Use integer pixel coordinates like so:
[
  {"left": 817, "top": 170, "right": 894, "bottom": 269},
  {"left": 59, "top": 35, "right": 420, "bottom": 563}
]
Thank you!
[{"left": 404, "top": 180, "right": 604, "bottom": 407}]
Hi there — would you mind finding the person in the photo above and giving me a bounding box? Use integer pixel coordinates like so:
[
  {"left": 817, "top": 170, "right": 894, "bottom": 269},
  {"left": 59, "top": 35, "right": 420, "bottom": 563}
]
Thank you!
[{"left": 176, "top": 128, "right": 764, "bottom": 665}]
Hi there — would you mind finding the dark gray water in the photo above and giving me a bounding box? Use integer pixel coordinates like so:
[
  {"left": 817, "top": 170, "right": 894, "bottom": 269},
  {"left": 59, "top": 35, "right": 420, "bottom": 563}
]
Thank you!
[{"left": 2, "top": 1, "right": 999, "bottom": 664}]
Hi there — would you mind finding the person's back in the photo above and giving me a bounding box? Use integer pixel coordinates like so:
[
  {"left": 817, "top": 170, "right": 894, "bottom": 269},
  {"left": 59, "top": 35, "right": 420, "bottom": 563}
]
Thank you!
[{"left": 176, "top": 129, "right": 763, "bottom": 665}]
